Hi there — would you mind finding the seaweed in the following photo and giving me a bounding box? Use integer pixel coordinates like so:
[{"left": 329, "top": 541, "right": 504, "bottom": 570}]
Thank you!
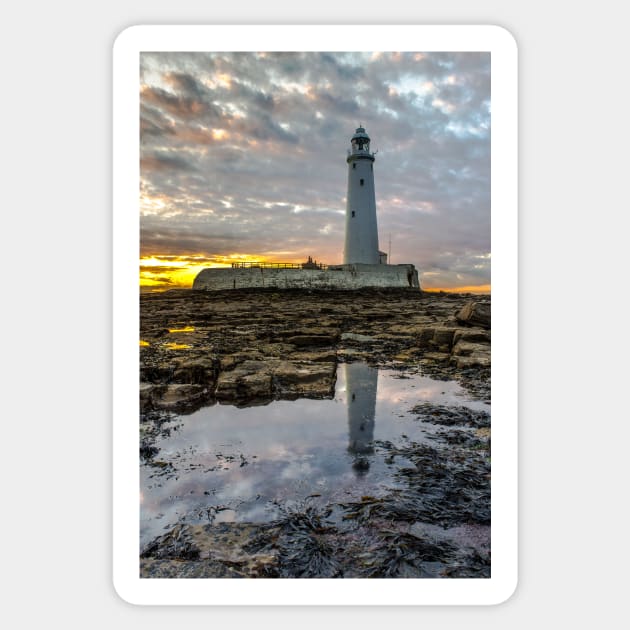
[
  {"left": 358, "top": 530, "right": 456, "bottom": 578},
  {"left": 244, "top": 500, "right": 341, "bottom": 578}
]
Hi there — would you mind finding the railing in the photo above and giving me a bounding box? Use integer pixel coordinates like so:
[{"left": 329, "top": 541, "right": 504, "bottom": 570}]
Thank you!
[{"left": 231, "top": 261, "right": 328, "bottom": 270}]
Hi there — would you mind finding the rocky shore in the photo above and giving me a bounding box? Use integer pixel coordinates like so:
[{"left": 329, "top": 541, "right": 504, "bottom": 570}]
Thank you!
[
  {"left": 139, "top": 288, "right": 491, "bottom": 578},
  {"left": 140, "top": 288, "right": 490, "bottom": 412}
]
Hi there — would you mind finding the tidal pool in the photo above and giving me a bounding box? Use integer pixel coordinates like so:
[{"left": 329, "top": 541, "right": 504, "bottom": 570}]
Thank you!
[{"left": 140, "top": 363, "right": 490, "bottom": 548}]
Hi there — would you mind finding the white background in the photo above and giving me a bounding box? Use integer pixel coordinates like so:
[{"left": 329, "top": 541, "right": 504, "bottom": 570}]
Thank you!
[{"left": 2, "top": 0, "right": 628, "bottom": 627}]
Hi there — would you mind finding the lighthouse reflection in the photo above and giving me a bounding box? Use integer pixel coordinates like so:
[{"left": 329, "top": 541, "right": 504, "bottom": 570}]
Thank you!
[{"left": 343, "top": 362, "right": 378, "bottom": 475}]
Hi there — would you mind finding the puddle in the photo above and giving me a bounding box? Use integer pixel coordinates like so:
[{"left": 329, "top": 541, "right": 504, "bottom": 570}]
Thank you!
[{"left": 140, "top": 362, "right": 490, "bottom": 547}]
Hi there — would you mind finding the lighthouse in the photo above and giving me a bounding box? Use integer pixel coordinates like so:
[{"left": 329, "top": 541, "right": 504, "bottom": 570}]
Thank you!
[
  {"left": 344, "top": 362, "right": 377, "bottom": 455},
  {"left": 193, "top": 124, "right": 421, "bottom": 291},
  {"left": 344, "top": 126, "right": 381, "bottom": 264}
]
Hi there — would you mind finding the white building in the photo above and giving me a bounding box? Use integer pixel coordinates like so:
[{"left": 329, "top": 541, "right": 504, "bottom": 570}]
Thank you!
[
  {"left": 344, "top": 126, "right": 382, "bottom": 265},
  {"left": 193, "top": 125, "right": 420, "bottom": 291}
]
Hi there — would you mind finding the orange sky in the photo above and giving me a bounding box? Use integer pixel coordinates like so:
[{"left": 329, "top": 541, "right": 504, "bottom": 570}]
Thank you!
[
  {"left": 140, "top": 254, "right": 490, "bottom": 293},
  {"left": 139, "top": 52, "right": 491, "bottom": 295}
]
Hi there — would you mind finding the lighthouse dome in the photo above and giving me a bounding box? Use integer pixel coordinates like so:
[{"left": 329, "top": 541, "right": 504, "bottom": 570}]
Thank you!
[{"left": 351, "top": 127, "right": 370, "bottom": 141}]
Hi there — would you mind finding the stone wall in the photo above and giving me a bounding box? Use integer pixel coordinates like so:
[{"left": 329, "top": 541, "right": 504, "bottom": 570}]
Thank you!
[{"left": 192, "top": 263, "right": 420, "bottom": 291}]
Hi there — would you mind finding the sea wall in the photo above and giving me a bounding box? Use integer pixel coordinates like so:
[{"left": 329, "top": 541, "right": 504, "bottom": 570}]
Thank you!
[{"left": 192, "top": 264, "right": 420, "bottom": 291}]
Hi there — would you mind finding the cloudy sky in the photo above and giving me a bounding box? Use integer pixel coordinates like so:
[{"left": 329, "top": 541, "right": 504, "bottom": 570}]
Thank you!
[{"left": 139, "top": 51, "right": 490, "bottom": 291}]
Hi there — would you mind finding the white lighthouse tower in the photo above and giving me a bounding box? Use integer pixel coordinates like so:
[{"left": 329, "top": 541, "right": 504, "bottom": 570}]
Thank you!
[
  {"left": 344, "top": 126, "right": 381, "bottom": 265},
  {"left": 193, "top": 124, "right": 421, "bottom": 292}
]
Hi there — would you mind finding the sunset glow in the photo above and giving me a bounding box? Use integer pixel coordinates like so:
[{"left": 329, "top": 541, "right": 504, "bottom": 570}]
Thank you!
[
  {"left": 211, "top": 128, "right": 228, "bottom": 141},
  {"left": 140, "top": 254, "right": 272, "bottom": 290},
  {"left": 140, "top": 52, "right": 491, "bottom": 293},
  {"left": 423, "top": 284, "right": 491, "bottom": 294},
  {"left": 140, "top": 254, "right": 491, "bottom": 294}
]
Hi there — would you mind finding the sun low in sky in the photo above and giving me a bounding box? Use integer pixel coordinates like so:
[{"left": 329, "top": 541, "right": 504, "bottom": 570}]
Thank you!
[{"left": 140, "top": 51, "right": 490, "bottom": 293}]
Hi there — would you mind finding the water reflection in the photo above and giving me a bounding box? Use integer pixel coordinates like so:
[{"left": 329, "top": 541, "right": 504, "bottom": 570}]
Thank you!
[
  {"left": 344, "top": 363, "right": 377, "bottom": 475},
  {"left": 345, "top": 362, "right": 377, "bottom": 455},
  {"left": 140, "top": 362, "right": 490, "bottom": 546}
]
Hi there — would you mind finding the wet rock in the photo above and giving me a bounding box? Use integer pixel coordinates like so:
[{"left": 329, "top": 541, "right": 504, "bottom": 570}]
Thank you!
[
  {"left": 387, "top": 320, "right": 434, "bottom": 337},
  {"left": 151, "top": 384, "right": 211, "bottom": 412},
  {"left": 218, "top": 355, "right": 243, "bottom": 371},
  {"left": 392, "top": 349, "right": 419, "bottom": 362},
  {"left": 140, "top": 363, "right": 175, "bottom": 384},
  {"left": 139, "top": 382, "right": 161, "bottom": 411},
  {"left": 292, "top": 350, "right": 337, "bottom": 363},
  {"left": 215, "top": 358, "right": 336, "bottom": 403},
  {"left": 431, "top": 327, "right": 457, "bottom": 350},
  {"left": 452, "top": 328, "right": 490, "bottom": 344},
  {"left": 476, "top": 427, "right": 491, "bottom": 440},
  {"left": 141, "top": 524, "right": 200, "bottom": 560},
  {"left": 452, "top": 340, "right": 489, "bottom": 357},
  {"left": 286, "top": 333, "right": 339, "bottom": 347},
  {"left": 141, "top": 522, "right": 281, "bottom": 578},
  {"left": 456, "top": 301, "right": 491, "bottom": 329},
  {"left": 272, "top": 360, "right": 336, "bottom": 393},
  {"left": 256, "top": 342, "right": 296, "bottom": 357},
  {"left": 415, "top": 327, "right": 436, "bottom": 346},
  {"left": 138, "top": 285, "right": 493, "bottom": 579},
  {"left": 422, "top": 352, "right": 451, "bottom": 363},
  {"left": 140, "top": 289, "right": 490, "bottom": 406},
  {"left": 215, "top": 361, "right": 273, "bottom": 402},
  {"left": 140, "top": 558, "right": 242, "bottom": 578},
  {"left": 450, "top": 339, "right": 491, "bottom": 369},
  {"left": 341, "top": 332, "right": 376, "bottom": 343},
  {"left": 336, "top": 348, "right": 363, "bottom": 359},
  {"left": 171, "top": 357, "right": 219, "bottom": 385},
  {"left": 452, "top": 355, "right": 491, "bottom": 369}
]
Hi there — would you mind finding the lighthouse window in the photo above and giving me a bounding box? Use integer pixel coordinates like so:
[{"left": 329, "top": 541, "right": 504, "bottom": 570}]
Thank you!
[
  {"left": 351, "top": 211, "right": 355, "bottom": 217},
  {"left": 353, "top": 163, "right": 356, "bottom": 169},
  {"left": 360, "top": 178, "right": 364, "bottom": 186}
]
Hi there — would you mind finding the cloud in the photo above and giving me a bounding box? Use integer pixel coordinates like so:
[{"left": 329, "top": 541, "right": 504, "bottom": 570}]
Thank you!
[
  {"left": 140, "top": 151, "right": 199, "bottom": 173},
  {"left": 139, "top": 51, "right": 491, "bottom": 289}
]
